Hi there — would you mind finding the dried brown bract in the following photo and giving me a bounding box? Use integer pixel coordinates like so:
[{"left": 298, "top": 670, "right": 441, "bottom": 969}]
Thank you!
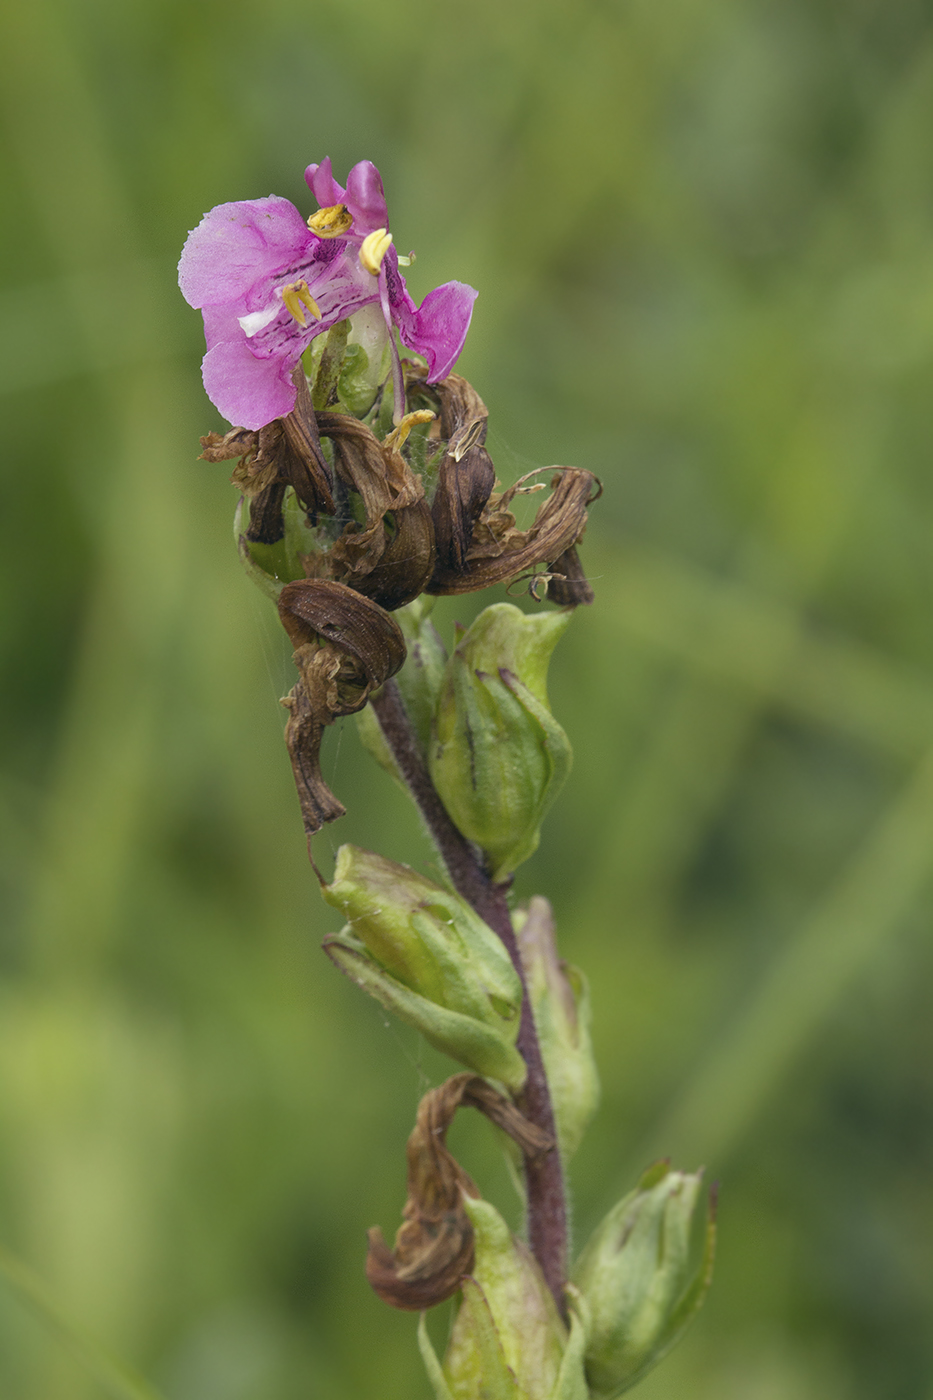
[
  {"left": 316, "top": 412, "right": 435, "bottom": 610},
  {"left": 201, "top": 370, "right": 335, "bottom": 543},
  {"left": 366, "top": 1073, "right": 554, "bottom": 1311},
  {"left": 544, "top": 543, "right": 595, "bottom": 607},
  {"left": 199, "top": 425, "right": 256, "bottom": 465},
  {"left": 429, "top": 466, "right": 602, "bottom": 597},
  {"left": 424, "top": 374, "right": 496, "bottom": 577},
  {"left": 278, "top": 580, "right": 406, "bottom": 839},
  {"left": 220, "top": 367, "right": 598, "bottom": 609},
  {"left": 215, "top": 367, "right": 599, "bottom": 835}
]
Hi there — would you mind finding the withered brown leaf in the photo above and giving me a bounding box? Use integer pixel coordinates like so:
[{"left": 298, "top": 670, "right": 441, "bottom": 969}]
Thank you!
[
  {"left": 406, "top": 371, "right": 497, "bottom": 580},
  {"left": 278, "top": 581, "right": 406, "bottom": 839},
  {"left": 545, "top": 543, "right": 595, "bottom": 607},
  {"left": 316, "top": 412, "right": 435, "bottom": 609},
  {"left": 366, "top": 1073, "right": 553, "bottom": 1311},
  {"left": 429, "top": 466, "right": 601, "bottom": 597},
  {"left": 201, "top": 369, "right": 335, "bottom": 544}
]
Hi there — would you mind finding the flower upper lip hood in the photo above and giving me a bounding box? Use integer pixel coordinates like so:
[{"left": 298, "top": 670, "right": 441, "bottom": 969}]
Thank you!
[
  {"left": 179, "top": 159, "right": 477, "bottom": 431},
  {"left": 305, "top": 157, "right": 390, "bottom": 240}
]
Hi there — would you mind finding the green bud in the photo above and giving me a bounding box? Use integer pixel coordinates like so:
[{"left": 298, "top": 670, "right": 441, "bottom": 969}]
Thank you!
[
  {"left": 573, "top": 1162, "right": 717, "bottom": 1397},
  {"left": 429, "top": 604, "right": 573, "bottom": 880},
  {"left": 356, "top": 595, "right": 448, "bottom": 777},
  {"left": 302, "top": 306, "right": 388, "bottom": 417},
  {"left": 418, "top": 1196, "right": 589, "bottom": 1400},
  {"left": 336, "top": 341, "right": 377, "bottom": 416},
  {"left": 322, "top": 845, "right": 526, "bottom": 1090},
  {"left": 345, "top": 303, "right": 392, "bottom": 415},
  {"left": 515, "top": 897, "right": 599, "bottom": 1159},
  {"left": 234, "top": 487, "right": 332, "bottom": 600}
]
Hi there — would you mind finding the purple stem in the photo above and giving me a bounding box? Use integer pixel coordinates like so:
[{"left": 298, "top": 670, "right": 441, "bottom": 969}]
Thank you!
[{"left": 369, "top": 679, "right": 568, "bottom": 1312}]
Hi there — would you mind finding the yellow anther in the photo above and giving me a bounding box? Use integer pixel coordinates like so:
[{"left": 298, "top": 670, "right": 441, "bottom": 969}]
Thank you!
[
  {"left": 359, "top": 227, "right": 393, "bottom": 276},
  {"left": 281, "top": 279, "right": 322, "bottom": 327},
  {"left": 383, "top": 410, "right": 435, "bottom": 453},
  {"left": 307, "top": 203, "right": 353, "bottom": 237}
]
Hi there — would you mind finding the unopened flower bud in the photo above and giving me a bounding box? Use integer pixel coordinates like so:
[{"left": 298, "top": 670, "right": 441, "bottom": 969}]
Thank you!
[
  {"left": 429, "top": 604, "right": 573, "bottom": 880},
  {"left": 515, "top": 897, "right": 599, "bottom": 1159},
  {"left": 418, "top": 1195, "right": 589, "bottom": 1400},
  {"left": 573, "top": 1162, "right": 717, "bottom": 1396},
  {"left": 322, "top": 845, "right": 526, "bottom": 1090}
]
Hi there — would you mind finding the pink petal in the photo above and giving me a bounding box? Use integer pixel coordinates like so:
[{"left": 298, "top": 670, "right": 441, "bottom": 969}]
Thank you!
[
  {"left": 343, "top": 161, "right": 389, "bottom": 236},
  {"left": 305, "top": 157, "right": 345, "bottom": 210},
  {"left": 179, "top": 197, "right": 312, "bottom": 308},
  {"left": 201, "top": 336, "right": 298, "bottom": 429},
  {"left": 306, "top": 159, "right": 389, "bottom": 238},
  {"left": 386, "top": 254, "right": 478, "bottom": 381}
]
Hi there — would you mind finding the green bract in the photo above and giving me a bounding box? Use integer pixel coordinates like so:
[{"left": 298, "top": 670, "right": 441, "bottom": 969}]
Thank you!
[
  {"left": 322, "top": 845, "right": 526, "bottom": 1090},
  {"left": 429, "top": 604, "right": 573, "bottom": 880},
  {"left": 515, "top": 897, "right": 599, "bottom": 1159},
  {"left": 573, "top": 1163, "right": 716, "bottom": 1397},
  {"left": 418, "top": 1196, "right": 589, "bottom": 1400}
]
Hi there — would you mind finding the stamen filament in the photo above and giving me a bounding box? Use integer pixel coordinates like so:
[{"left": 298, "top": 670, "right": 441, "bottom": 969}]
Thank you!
[{"left": 383, "top": 410, "right": 436, "bottom": 454}]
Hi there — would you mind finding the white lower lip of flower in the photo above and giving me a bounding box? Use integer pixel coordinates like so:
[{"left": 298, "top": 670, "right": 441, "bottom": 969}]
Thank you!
[{"left": 238, "top": 304, "right": 280, "bottom": 337}]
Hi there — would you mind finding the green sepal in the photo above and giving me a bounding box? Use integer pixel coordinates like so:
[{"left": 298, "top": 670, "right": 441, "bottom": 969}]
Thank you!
[
  {"left": 515, "top": 898, "right": 600, "bottom": 1159},
  {"left": 324, "top": 934, "right": 527, "bottom": 1090},
  {"left": 310, "top": 318, "right": 350, "bottom": 410},
  {"left": 553, "top": 1286, "right": 592, "bottom": 1400},
  {"left": 573, "top": 1165, "right": 716, "bottom": 1398},
  {"left": 235, "top": 506, "right": 284, "bottom": 603},
  {"left": 441, "top": 1197, "right": 587, "bottom": 1400},
  {"left": 322, "top": 846, "right": 521, "bottom": 1015},
  {"left": 346, "top": 303, "right": 393, "bottom": 421},
  {"left": 418, "top": 1313, "right": 456, "bottom": 1400},
  {"left": 302, "top": 312, "right": 383, "bottom": 418},
  {"left": 429, "top": 605, "right": 574, "bottom": 880},
  {"left": 445, "top": 1278, "right": 521, "bottom": 1400},
  {"left": 621, "top": 1198, "right": 716, "bottom": 1393},
  {"left": 321, "top": 846, "right": 526, "bottom": 1089},
  {"left": 337, "top": 342, "right": 378, "bottom": 415}
]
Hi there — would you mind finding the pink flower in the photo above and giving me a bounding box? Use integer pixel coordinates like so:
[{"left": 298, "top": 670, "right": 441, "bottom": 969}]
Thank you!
[{"left": 179, "top": 161, "right": 477, "bottom": 430}]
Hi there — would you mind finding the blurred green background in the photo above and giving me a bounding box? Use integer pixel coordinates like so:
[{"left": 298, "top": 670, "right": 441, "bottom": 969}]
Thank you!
[{"left": 2, "top": 0, "right": 933, "bottom": 1395}]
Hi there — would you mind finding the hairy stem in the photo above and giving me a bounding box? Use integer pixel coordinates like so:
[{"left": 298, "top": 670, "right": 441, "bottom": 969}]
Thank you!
[{"left": 370, "top": 679, "right": 568, "bottom": 1311}]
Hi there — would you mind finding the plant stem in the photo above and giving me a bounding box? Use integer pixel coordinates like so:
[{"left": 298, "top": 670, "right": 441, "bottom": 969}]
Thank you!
[{"left": 370, "top": 679, "right": 569, "bottom": 1312}]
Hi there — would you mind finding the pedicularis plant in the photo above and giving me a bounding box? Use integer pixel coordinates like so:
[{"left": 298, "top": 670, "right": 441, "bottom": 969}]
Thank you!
[{"left": 179, "top": 158, "right": 715, "bottom": 1399}]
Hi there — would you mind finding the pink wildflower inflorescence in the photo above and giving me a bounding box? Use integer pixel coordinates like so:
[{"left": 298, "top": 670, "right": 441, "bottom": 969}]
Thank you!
[{"left": 179, "top": 158, "right": 477, "bottom": 430}]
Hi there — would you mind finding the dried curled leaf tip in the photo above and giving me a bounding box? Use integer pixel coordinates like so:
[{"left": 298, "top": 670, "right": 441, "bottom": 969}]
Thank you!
[
  {"left": 202, "top": 368, "right": 335, "bottom": 543},
  {"left": 278, "top": 581, "right": 406, "bottom": 840},
  {"left": 367, "top": 1074, "right": 553, "bottom": 1311}
]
